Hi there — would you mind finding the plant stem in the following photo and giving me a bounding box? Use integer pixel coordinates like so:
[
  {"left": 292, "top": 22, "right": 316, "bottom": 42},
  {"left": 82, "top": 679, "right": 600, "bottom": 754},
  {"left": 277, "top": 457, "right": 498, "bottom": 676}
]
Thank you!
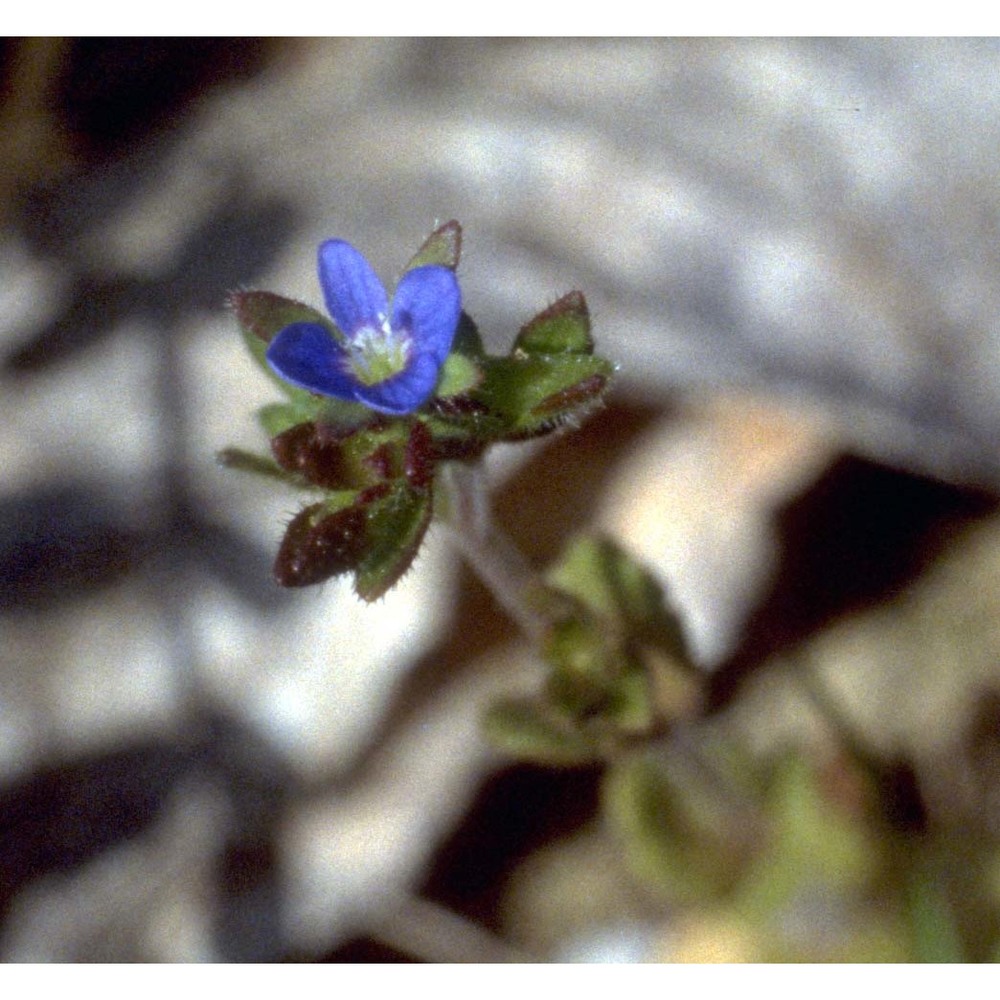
[
  {"left": 371, "top": 893, "right": 535, "bottom": 963},
  {"left": 438, "top": 460, "right": 552, "bottom": 642}
]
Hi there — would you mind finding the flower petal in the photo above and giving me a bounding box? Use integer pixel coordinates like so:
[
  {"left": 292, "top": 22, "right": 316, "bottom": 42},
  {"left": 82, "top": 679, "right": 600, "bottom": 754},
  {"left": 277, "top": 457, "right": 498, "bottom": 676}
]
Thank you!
[
  {"left": 265, "top": 322, "right": 359, "bottom": 400},
  {"left": 391, "top": 265, "right": 461, "bottom": 367},
  {"left": 353, "top": 353, "right": 443, "bottom": 415},
  {"left": 317, "top": 239, "right": 389, "bottom": 336}
]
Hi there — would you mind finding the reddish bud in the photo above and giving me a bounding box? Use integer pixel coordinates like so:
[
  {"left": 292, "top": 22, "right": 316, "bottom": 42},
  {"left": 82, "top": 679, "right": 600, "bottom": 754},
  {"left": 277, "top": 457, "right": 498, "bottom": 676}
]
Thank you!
[{"left": 274, "top": 503, "right": 368, "bottom": 587}]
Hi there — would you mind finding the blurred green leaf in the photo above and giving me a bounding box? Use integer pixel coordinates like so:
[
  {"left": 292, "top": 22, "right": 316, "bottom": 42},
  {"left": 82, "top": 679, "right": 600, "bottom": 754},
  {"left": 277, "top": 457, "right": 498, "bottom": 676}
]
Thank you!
[
  {"left": 604, "top": 750, "right": 742, "bottom": 904},
  {"left": 541, "top": 536, "right": 699, "bottom": 735},
  {"left": 735, "top": 754, "right": 876, "bottom": 920},
  {"left": 545, "top": 616, "right": 608, "bottom": 687},
  {"left": 905, "top": 865, "right": 966, "bottom": 962},
  {"left": 483, "top": 697, "right": 598, "bottom": 766},
  {"left": 547, "top": 535, "right": 689, "bottom": 655},
  {"left": 604, "top": 658, "right": 655, "bottom": 734}
]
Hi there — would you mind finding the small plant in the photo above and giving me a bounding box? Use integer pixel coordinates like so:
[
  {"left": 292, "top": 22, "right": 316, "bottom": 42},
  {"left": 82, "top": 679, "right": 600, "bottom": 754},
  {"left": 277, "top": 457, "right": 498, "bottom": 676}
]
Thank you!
[{"left": 222, "top": 221, "right": 1000, "bottom": 962}]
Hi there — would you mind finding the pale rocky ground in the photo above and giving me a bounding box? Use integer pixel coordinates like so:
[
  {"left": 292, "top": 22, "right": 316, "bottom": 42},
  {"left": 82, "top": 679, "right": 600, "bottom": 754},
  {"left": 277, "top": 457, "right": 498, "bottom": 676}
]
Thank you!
[{"left": 2, "top": 38, "right": 1000, "bottom": 961}]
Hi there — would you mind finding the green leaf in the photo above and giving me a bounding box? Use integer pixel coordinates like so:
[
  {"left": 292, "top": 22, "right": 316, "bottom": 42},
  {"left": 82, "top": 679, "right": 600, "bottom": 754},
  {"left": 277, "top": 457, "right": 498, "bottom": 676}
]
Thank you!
[
  {"left": 475, "top": 353, "right": 612, "bottom": 437},
  {"left": 548, "top": 534, "right": 634, "bottom": 619},
  {"left": 547, "top": 534, "right": 690, "bottom": 661},
  {"left": 545, "top": 615, "right": 609, "bottom": 685},
  {"left": 354, "top": 483, "right": 433, "bottom": 601},
  {"left": 514, "top": 291, "right": 593, "bottom": 355},
  {"left": 404, "top": 219, "right": 462, "bottom": 272},
  {"left": 483, "top": 697, "right": 598, "bottom": 766}
]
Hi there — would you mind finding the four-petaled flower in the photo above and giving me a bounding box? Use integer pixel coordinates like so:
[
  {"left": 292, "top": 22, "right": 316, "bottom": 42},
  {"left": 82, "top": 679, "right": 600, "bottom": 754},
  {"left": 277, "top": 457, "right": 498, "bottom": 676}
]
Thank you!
[{"left": 265, "top": 240, "right": 461, "bottom": 415}]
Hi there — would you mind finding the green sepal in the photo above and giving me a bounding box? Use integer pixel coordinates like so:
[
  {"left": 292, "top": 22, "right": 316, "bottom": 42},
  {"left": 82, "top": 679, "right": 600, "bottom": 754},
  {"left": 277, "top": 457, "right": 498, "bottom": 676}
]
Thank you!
[
  {"left": 423, "top": 395, "right": 506, "bottom": 445},
  {"left": 271, "top": 417, "right": 436, "bottom": 493},
  {"left": 229, "top": 289, "right": 336, "bottom": 346},
  {"left": 256, "top": 393, "right": 371, "bottom": 439},
  {"left": 317, "top": 397, "right": 389, "bottom": 433},
  {"left": 216, "top": 447, "right": 303, "bottom": 487},
  {"left": 434, "top": 350, "right": 483, "bottom": 399},
  {"left": 404, "top": 219, "right": 462, "bottom": 272},
  {"left": 354, "top": 482, "right": 433, "bottom": 601},
  {"left": 420, "top": 412, "right": 491, "bottom": 464},
  {"left": 257, "top": 400, "right": 319, "bottom": 438},
  {"left": 514, "top": 291, "right": 593, "bottom": 356},
  {"left": 475, "top": 353, "right": 612, "bottom": 437},
  {"left": 229, "top": 290, "right": 337, "bottom": 411},
  {"left": 422, "top": 313, "right": 488, "bottom": 440},
  {"left": 482, "top": 696, "right": 598, "bottom": 766},
  {"left": 452, "top": 311, "right": 486, "bottom": 358},
  {"left": 271, "top": 421, "right": 378, "bottom": 491}
]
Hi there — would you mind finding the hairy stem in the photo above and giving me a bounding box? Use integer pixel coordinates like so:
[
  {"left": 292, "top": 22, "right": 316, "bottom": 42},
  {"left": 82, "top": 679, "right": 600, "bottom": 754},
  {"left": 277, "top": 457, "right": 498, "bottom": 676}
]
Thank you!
[{"left": 438, "top": 460, "right": 552, "bottom": 642}]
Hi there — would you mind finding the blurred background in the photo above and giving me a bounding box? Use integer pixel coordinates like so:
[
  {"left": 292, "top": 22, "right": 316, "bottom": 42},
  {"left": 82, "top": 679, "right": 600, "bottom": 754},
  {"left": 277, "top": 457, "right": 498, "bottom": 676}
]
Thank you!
[{"left": 2, "top": 37, "right": 1000, "bottom": 962}]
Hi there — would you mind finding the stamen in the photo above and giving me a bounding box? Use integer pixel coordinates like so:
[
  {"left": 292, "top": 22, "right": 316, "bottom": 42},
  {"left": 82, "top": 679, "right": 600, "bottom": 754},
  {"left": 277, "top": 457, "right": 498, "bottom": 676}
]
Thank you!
[{"left": 345, "top": 320, "right": 412, "bottom": 386}]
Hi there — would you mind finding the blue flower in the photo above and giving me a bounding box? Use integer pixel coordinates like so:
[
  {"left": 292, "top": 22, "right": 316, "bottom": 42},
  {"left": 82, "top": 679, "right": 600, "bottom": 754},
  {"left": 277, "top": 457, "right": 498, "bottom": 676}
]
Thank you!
[{"left": 265, "top": 239, "right": 461, "bottom": 416}]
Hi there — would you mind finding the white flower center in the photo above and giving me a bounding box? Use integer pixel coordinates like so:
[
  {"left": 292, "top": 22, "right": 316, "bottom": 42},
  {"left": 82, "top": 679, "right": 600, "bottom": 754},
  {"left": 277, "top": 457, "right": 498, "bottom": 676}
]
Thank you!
[{"left": 345, "top": 315, "right": 411, "bottom": 385}]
